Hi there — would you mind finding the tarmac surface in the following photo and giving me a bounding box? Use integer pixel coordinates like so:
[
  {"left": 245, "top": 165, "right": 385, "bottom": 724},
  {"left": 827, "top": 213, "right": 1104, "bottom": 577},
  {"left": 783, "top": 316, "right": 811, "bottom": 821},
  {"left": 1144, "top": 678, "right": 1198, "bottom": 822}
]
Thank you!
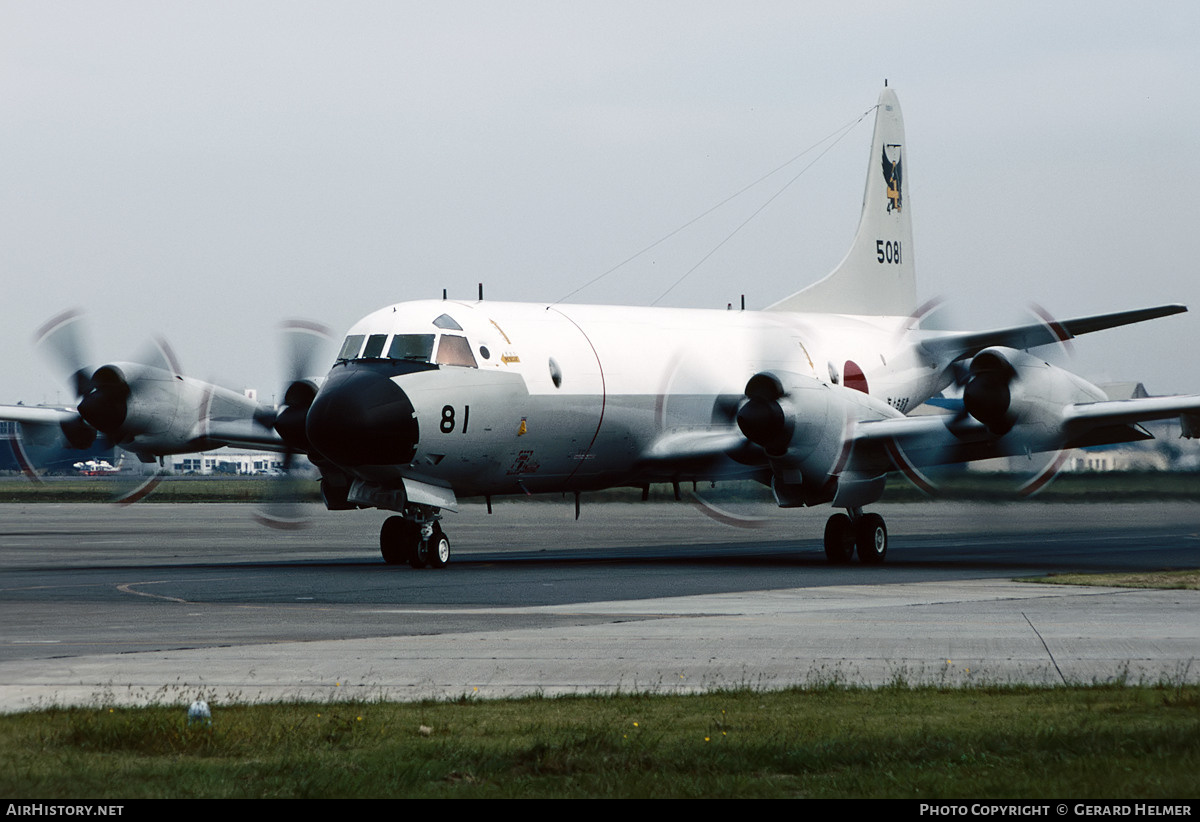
[{"left": 1, "top": 499, "right": 1198, "bottom": 710}]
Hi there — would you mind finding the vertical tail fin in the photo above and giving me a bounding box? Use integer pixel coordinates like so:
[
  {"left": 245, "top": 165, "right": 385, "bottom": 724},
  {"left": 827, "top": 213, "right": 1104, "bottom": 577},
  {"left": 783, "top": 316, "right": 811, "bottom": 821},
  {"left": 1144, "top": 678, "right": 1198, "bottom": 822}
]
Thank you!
[{"left": 769, "top": 86, "right": 915, "bottom": 316}]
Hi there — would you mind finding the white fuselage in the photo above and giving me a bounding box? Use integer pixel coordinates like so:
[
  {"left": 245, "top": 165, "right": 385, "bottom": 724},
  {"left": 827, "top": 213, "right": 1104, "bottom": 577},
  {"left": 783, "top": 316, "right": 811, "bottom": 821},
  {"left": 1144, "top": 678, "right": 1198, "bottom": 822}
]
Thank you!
[{"left": 326, "top": 299, "right": 947, "bottom": 498}]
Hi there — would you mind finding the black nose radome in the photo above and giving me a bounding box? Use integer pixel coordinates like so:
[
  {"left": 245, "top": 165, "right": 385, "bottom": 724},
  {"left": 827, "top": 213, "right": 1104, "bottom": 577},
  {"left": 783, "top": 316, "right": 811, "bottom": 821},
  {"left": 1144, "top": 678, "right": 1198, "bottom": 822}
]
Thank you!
[{"left": 306, "top": 364, "right": 419, "bottom": 466}]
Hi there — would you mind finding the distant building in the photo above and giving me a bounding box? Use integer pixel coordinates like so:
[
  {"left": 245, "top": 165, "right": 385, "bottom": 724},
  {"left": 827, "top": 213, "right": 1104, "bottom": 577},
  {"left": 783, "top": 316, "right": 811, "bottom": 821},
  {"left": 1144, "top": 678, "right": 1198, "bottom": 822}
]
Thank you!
[
  {"left": 166, "top": 449, "right": 308, "bottom": 476},
  {"left": 1066, "top": 442, "right": 1172, "bottom": 472}
]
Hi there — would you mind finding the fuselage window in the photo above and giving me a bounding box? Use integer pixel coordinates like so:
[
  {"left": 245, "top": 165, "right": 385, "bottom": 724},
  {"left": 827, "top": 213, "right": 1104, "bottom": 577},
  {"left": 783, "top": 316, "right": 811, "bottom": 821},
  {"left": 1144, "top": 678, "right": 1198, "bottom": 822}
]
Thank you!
[
  {"left": 435, "top": 334, "right": 478, "bottom": 367},
  {"left": 336, "top": 335, "right": 365, "bottom": 362},
  {"left": 433, "top": 314, "right": 463, "bottom": 331},
  {"left": 361, "top": 334, "right": 388, "bottom": 359},
  {"left": 388, "top": 334, "right": 436, "bottom": 362}
]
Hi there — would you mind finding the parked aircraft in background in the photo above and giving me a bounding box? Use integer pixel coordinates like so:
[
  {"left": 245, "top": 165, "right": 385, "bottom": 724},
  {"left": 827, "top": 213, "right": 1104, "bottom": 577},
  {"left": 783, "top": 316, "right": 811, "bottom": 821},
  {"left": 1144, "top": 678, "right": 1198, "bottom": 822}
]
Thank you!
[{"left": 73, "top": 458, "right": 118, "bottom": 476}]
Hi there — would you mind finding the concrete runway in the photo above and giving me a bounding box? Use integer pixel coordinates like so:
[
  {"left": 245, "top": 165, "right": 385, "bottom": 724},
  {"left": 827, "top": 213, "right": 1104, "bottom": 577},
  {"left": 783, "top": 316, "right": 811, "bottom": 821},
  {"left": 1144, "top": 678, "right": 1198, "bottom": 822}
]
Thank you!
[{"left": 1, "top": 500, "right": 1198, "bottom": 710}]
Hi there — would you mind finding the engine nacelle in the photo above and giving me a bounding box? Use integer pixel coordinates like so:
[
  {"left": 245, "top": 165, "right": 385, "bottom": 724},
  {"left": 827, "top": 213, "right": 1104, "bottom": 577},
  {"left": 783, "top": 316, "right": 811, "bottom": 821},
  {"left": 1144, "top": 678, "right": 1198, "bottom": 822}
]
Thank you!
[
  {"left": 962, "top": 347, "right": 1107, "bottom": 442},
  {"left": 737, "top": 370, "right": 893, "bottom": 507},
  {"left": 92, "top": 363, "right": 182, "bottom": 441},
  {"left": 78, "top": 361, "right": 261, "bottom": 455},
  {"left": 273, "top": 378, "right": 320, "bottom": 452},
  {"left": 1182, "top": 412, "right": 1200, "bottom": 440}
]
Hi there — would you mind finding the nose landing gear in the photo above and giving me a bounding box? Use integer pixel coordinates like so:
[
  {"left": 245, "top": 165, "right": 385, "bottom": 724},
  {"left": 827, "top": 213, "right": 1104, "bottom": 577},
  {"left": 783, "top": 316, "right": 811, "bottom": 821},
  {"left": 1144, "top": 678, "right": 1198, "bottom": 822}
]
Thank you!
[{"left": 380, "top": 513, "right": 450, "bottom": 568}]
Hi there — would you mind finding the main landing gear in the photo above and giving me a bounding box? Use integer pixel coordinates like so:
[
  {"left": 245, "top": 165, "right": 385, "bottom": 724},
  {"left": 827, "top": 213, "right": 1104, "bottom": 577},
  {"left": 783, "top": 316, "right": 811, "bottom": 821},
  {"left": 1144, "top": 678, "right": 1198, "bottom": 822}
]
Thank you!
[
  {"left": 823, "top": 508, "right": 887, "bottom": 565},
  {"left": 380, "top": 514, "right": 450, "bottom": 569}
]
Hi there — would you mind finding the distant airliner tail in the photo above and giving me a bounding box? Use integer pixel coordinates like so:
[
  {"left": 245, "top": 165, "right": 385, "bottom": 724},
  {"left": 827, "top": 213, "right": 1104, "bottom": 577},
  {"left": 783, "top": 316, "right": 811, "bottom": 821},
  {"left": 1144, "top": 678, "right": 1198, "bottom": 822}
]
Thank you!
[{"left": 769, "top": 86, "right": 916, "bottom": 317}]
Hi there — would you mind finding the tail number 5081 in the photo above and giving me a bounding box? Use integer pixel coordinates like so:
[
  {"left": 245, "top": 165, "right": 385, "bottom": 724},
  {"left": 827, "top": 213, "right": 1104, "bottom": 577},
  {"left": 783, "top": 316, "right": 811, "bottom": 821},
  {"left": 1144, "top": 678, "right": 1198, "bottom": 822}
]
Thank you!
[{"left": 876, "top": 240, "right": 902, "bottom": 264}]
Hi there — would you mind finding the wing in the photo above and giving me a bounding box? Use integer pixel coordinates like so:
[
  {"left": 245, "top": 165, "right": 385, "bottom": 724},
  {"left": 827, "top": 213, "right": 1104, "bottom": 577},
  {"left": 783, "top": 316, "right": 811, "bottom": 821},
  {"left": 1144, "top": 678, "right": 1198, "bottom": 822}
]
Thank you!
[
  {"left": 0, "top": 405, "right": 76, "bottom": 426},
  {"left": 635, "top": 428, "right": 767, "bottom": 483},
  {"left": 642, "top": 429, "right": 747, "bottom": 461},
  {"left": 1063, "top": 394, "right": 1200, "bottom": 434},
  {"left": 852, "top": 393, "right": 1200, "bottom": 472},
  {"left": 0, "top": 395, "right": 288, "bottom": 456},
  {"left": 919, "top": 304, "right": 1187, "bottom": 363},
  {"left": 200, "top": 419, "right": 290, "bottom": 453}
]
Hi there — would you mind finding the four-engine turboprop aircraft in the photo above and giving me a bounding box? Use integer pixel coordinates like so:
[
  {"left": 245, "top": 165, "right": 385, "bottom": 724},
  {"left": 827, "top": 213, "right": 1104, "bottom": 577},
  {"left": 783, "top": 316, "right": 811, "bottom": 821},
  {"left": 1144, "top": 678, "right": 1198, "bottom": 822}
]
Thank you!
[{"left": 4, "top": 86, "right": 1199, "bottom": 567}]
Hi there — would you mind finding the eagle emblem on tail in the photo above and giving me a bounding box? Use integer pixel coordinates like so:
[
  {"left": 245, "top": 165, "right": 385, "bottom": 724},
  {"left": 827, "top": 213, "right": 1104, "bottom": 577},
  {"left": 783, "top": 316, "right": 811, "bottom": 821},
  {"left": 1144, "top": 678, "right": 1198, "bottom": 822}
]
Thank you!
[{"left": 882, "top": 144, "right": 902, "bottom": 213}]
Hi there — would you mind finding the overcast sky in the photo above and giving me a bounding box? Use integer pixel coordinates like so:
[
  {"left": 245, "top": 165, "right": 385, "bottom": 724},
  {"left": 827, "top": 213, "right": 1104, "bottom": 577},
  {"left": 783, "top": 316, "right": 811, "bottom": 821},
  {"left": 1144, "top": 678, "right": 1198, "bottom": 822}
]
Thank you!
[{"left": 3, "top": 1, "right": 1198, "bottom": 405}]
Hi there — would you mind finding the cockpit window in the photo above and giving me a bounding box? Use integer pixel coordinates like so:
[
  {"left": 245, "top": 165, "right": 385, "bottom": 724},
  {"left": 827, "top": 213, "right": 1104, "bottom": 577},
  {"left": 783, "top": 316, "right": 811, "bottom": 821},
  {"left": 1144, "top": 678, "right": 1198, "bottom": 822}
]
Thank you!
[
  {"left": 388, "top": 334, "right": 436, "bottom": 362},
  {"left": 361, "top": 334, "right": 388, "bottom": 359},
  {"left": 433, "top": 313, "right": 463, "bottom": 331},
  {"left": 435, "top": 334, "right": 478, "bottom": 367},
  {"left": 336, "top": 334, "right": 365, "bottom": 361},
  {"left": 338, "top": 331, "right": 474, "bottom": 367}
]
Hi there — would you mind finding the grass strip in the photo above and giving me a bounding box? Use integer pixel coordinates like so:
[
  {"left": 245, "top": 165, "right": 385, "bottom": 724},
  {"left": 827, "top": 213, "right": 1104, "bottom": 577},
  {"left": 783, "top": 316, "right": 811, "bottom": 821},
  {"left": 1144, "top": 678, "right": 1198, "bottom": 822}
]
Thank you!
[
  {"left": 3, "top": 684, "right": 1198, "bottom": 798},
  {"left": 1024, "top": 570, "right": 1200, "bottom": 590}
]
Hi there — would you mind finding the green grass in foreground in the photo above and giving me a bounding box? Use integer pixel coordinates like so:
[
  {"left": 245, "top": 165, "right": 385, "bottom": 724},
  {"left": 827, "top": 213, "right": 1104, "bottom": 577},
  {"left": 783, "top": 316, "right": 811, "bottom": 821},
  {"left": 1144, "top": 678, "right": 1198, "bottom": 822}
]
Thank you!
[
  {"left": 3, "top": 685, "right": 1198, "bottom": 798},
  {"left": 1026, "top": 570, "right": 1200, "bottom": 590}
]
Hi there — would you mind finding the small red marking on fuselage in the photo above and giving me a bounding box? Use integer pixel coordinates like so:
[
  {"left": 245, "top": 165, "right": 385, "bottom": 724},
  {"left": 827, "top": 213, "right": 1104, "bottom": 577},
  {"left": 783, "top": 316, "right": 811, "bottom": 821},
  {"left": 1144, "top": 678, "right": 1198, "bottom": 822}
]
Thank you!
[{"left": 843, "top": 360, "right": 869, "bottom": 394}]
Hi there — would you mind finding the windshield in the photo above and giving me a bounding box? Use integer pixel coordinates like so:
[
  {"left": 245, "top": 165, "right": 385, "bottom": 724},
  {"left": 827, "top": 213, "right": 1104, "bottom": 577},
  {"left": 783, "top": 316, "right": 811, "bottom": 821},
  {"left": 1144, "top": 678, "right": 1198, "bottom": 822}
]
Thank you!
[
  {"left": 336, "top": 335, "right": 365, "bottom": 361},
  {"left": 388, "top": 334, "right": 436, "bottom": 361},
  {"left": 361, "top": 334, "right": 388, "bottom": 359},
  {"left": 435, "top": 334, "right": 478, "bottom": 367},
  {"left": 335, "top": 332, "right": 449, "bottom": 365}
]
